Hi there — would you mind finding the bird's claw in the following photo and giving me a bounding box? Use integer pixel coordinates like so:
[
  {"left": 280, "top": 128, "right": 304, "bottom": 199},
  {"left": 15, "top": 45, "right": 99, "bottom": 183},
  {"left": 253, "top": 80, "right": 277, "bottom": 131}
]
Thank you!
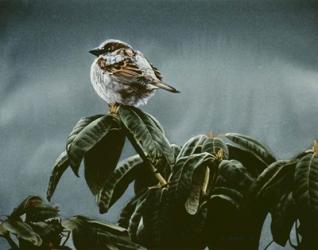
[{"left": 108, "top": 103, "right": 120, "bottom": 115}]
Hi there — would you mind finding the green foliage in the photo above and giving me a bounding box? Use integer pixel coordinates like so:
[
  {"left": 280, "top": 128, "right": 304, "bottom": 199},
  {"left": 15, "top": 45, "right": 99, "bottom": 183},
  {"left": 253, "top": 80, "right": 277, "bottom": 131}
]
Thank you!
[
  {"left": 118, "top": 105, "right": 174, "bottom": 167},
  {"left": 225, "top": 133, "right": 276, "bottom": 165},
  {"left": 97, "top": 155, "right": 143, "bottom": 213},
  {"left": 62, "top": 216, "right": 145, "bottom": 250},
  {"left": 47, "top": 151, "right": 69, "bottom": 201},
  {"left": 270, "top": 192, "right": 296, "bottom": 246},
  {"left": 42, "top": 106, "right": 318, "bottom": 249},
  {"left": 294, "top": 152, "right": 318, "bottom": 214}
]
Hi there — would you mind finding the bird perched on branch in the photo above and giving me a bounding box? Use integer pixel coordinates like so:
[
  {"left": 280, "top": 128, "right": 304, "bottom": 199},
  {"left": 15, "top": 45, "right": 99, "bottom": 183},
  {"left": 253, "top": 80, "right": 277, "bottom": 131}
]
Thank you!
[{"left": 89, "top": 39, "right": 179, "bottom": 111}]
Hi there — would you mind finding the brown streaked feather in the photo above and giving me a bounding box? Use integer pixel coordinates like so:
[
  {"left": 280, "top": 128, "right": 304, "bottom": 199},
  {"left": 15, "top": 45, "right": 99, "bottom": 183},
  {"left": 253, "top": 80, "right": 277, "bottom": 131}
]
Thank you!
[
  {"left": 97, "top": 57, "right": 143, "bottom": 78},
  {"left": 150, "top": 63, "right": 162, "bottom": 81}
]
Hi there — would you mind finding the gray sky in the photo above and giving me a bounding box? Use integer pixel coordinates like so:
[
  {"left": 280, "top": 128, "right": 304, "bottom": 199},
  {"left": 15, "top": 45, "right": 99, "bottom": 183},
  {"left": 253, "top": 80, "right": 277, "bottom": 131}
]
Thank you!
[{"left": 1, "top": 0, "right": 318, "bottom": 249}]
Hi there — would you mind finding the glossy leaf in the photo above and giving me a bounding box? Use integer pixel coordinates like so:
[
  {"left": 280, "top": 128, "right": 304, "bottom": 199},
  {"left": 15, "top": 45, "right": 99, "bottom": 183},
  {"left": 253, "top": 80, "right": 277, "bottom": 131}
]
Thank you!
[
  {"left": 225, "top": 133, "right": 276, "bottom": 164},
  {"left": 168, "top": 153, "right": 214, "bottom": 214},
  {"left": 294, "top": 153, "right": 318, "bottom": 213},
  {"left": 252, "top": 160, "right": 296, "bottom": 209},
  {"left": 66, "top": 115, "right": 125, "bottom": 195},
  {"left": 66, "top": 115, "right": 121, "bottom": 175},
  {"left": 118, "top": 106, "right": 174, "bottom": 167},
  {"left": 178, "top": 134, "right": 229, "bottom": 160},
  {"left": 141, "top": 188, "right": 166, "bottom": 247},
  {"left": 2, "top": 219, "right": 42, "bottom": 246},
  {"left": 97, "top": 155, "right": 143, "bottom": 213},
  {"left": 271, "top": 192, "right": 296, "bottom": 246},
  {"left": 208, "top": 187, "right": 244, "bottom": 209},
  {"left": 227, "top": 144, "right": 268, "bottom": 177},
  {"left": 128, "top": 193, "right": 149, "bottom": 241},
  {"left": 66, "top": 115, "right": 103, "bottom": 174},
  {"left": 47, "top": 151, "right": 69, "bottom": 201},
  {"left": 118, "top": 191, "right": 148, "bottom": 229},
  {"left": 214, "top": 160, "right": 254, "bottom": 195},
  {"left": 63, "top": 215, "right": 145, "bottom": 250},
  {"left": 10, "top": 196, "right": 44, "bottom": 219}
]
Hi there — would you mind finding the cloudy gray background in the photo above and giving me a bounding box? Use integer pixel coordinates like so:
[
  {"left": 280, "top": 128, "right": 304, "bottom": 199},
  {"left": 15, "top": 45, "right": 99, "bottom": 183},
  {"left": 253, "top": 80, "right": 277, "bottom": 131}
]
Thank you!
[{"left": 1, "top": 0, "right": 318, "bottom": 249}]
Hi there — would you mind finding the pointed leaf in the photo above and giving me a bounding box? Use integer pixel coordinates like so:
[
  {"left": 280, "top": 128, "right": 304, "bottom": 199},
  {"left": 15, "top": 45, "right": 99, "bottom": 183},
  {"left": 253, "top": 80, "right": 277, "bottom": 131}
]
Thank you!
[
  {"left": 10, "top": 196, "right": 44, "bottom": 219},
  {"left": 63, "top": 216, "right": 145, "bottom": 250},
  {"left": 2, "top": 219, "right": 42, "bottom": 246},
  {"left": 118, "top": 106, "right": 174, "bottom": 167},
  {"left": 66, "top": 115, "right": 104, "bottom": 149},
  {"left": 128, "top": 193, "right": 149, "bottom": 241},
  {"left": 252, "top": 160, "right": 296, "bottom": 209},
  {"left": 168, "top": 153, "right": 214, "bottom": 211},
  {"left": 271, "top": 192, "right": 296, "bottom": 246},
  {"left": 208, "top": 187, "right": 244, "bottom": 209},
  {"left": 97, "top": 155, "right": 143, "bottom": 213},
  {"left": 178, "top": 135, "right": 228, "bottom": 160},
  {"left": 66, "top": 115, "right": 103, "bottom": 174},
  {"left": 118, "top": 192, "right": 148, "bottom": 228},
  {"left": 47, "top": 151, "right": 69, "bottom": 201},
  {"left": 225, "top": 133, "right": 276, "bottom": 165},
  {"left": 214, "top": 160, "right": 254, "bottom": 195},
  {"left": 294, "top": 153, "right": 318, "bottom": 213},
  {"left": 141, "top": 188, "right": 166, "bottom": 247},
  {"left": 66, "top": 115, "right": 125, "bottom": 192},
  {"left": 84, "top": 118, "right": 125, "bottom": 195}
]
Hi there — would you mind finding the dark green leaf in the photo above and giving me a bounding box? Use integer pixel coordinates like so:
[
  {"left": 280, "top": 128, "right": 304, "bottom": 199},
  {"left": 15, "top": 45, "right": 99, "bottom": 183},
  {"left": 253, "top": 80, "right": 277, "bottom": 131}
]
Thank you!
[
  {"left": 214, "top": 160, "right": 254, "bottom": 195},
  {"left": 128, "top": 193, "right": 149, "bottom": 241},
  {"left": 252, "top": 160, "right": 296, "bottom": 209},
  {"left": 271, "top": 192, "right": 296, "bottom": 246},
  {"left": 141, "top": 188, "right": 166, "bottom": 247},
  {"left": 118, "top": 106, "right": 174, "bottom": 167},
  {"left": 10, "top": 196, "right": 44, "bottom": 219},
  {"left": 66, "top": 115, "right": 103, "bottom": 174},
  {"left": 118, "top": 192, "right": 148, "bottom": 229},
  {"left": 168, "top": 153, "right": 214, "bottom": 213},
  {"left": 66, "top": 115, "right": 125, "bottom": 194},
  {"left": 178, "top": 135, "right": 229, "bottom": 160},
  {"left": 208, "top": 187, "right": 244, "bottom": 209},
  {"left": 225, "top": 133, "right": 276, "bottom": 165},
  {"left": 67, "top": 115, "right": 120, "bottom": 175},
  {"left": 97, "top": 155, "right": 143, "bottom": 213},
  {"left": 294, "top": 153, "right": 318, "bottom": 213},
  {"left": 63, "top": 216, "right": 145, "bottom": 250},
  {"left": 171, "top": 144, "right": 181, "bottom": 160},
  {"left": 227, "top": 144, "right": 268, "bottom": 178},
  {"left": 2, "top": 219, "right": 42, "bottom": 246},
  {"left": 84, "top": 118, "right": 125, "bottom": 195},
  {"left": 47, "top": 151, "right": 69, "bottom": 201}
]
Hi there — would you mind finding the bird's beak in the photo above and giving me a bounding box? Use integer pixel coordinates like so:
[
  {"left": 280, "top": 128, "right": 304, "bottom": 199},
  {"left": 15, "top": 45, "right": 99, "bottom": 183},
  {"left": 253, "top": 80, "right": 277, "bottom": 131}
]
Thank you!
[{"left": 89, "top": 48, "right": 102, "bottom": 56}]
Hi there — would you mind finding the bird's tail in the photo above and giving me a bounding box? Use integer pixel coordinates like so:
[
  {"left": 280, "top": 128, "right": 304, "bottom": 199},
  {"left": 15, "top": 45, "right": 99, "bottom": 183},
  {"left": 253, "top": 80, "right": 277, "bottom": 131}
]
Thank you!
[{"left": 150, "top": 81, "right": 180, "bottom": 93}]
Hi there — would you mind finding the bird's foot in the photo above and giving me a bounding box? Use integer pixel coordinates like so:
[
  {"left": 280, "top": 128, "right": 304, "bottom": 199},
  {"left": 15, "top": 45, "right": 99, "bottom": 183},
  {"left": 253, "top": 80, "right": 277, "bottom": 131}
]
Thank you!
[{"left": 108, "top": 103, "right": 120, "bottom": 115}]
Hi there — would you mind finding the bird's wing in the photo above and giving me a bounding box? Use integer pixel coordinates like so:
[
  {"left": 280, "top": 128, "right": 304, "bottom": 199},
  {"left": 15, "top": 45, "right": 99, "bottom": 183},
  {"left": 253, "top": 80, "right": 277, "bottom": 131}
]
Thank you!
[
  {"left": 149, "top": 63, "right": 162, "bottom": 81},
  {"left": 97, "top": 57, "right": 143, "bottom": 80}
]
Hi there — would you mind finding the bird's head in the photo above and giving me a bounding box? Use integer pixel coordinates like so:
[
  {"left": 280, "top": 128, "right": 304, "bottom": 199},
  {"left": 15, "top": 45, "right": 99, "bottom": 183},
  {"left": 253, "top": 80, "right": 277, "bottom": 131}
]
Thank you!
[{"left": 89, "top": 39, "right": 133, "bottom": 56}]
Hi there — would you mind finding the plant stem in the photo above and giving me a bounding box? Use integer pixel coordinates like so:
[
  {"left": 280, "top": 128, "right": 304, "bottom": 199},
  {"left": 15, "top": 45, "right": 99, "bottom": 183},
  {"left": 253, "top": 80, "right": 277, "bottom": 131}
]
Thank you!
[
  {"left": 201, "top": 166, "right": 210, "bottom": 196},
  {"left": 125, "top": 130, "right": 167, "bottom": 186}
]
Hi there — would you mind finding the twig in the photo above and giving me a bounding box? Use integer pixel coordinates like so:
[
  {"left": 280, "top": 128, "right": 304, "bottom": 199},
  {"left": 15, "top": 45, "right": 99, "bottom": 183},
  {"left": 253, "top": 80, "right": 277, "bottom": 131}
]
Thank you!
[
  {"left": 125, "top": 128, "right": 167, "bottom": 186},
  {"left": 201, "top": 166, "right": 210, "bottom": 196}
]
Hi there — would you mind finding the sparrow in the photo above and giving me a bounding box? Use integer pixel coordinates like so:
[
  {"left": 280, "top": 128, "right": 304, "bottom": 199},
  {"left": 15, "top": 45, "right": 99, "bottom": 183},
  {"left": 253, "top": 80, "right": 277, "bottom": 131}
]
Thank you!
[{"left": 89, "top": 39, "right": 179, "bottom": 108}]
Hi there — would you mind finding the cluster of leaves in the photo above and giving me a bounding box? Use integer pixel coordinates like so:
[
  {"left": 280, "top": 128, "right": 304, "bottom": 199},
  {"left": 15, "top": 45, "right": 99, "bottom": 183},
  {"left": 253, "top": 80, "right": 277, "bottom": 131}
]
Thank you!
[
  {"left": 0, "top": 196, "right": 144, "bottom": 250},
  {"left": 251, "top": 142, "right": 318, "bottom": 249},
  {"left": 1, "top": 104, "right": 313, "bottom": 249},
  {"left": 47, "top": 105, "right": 307, "bottom": 250}
]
